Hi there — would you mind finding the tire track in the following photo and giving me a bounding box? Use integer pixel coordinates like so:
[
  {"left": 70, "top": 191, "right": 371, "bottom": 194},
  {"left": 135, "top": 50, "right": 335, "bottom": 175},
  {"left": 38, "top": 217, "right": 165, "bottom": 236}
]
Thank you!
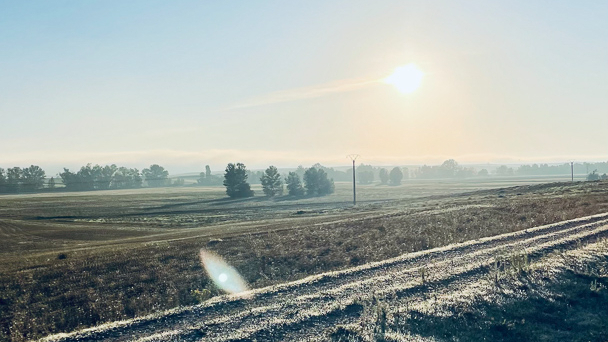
[
  {"left": 39, "top": 213, "right": 608, "bottom": 342},
  {"left": 0, "top": 219, "right": 23, "bottom": 238}
]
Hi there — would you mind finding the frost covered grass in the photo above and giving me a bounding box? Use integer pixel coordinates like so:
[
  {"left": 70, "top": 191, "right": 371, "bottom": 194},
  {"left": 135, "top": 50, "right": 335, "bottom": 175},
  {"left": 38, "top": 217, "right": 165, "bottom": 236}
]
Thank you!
[{"left": 332, "top": 239, "right": 608, "bottom": 342}]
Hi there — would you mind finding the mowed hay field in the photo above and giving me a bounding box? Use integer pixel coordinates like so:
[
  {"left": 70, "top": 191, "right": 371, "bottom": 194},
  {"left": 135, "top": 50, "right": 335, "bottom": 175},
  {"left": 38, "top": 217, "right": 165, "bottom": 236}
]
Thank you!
[{"left": 2, "top": 178, "right": 608, "bottom": 341}]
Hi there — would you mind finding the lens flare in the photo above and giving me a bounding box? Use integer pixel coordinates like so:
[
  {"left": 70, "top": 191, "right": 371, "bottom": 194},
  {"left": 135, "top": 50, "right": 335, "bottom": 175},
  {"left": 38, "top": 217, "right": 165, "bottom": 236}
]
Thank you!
[{"left": 199, "top": 249, "right": 249, "bottom": 294}]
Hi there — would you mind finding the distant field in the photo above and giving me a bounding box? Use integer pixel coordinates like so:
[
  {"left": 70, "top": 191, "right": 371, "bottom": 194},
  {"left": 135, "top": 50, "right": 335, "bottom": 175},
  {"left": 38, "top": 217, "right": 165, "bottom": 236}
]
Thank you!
[
  {"left": 40, "top": 212, "right": 608, "bottom": 342},
  {"left": 0, "top": 177, "right": 572, "bottom": 255},
  {"left": 1, "top": 177, "right": 607, "bottom": 341}
]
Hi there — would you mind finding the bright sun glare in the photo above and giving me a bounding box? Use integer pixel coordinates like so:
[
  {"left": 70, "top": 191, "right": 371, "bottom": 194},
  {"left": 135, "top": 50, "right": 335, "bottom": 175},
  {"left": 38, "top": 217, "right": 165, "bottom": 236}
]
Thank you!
[{"left": 384, "top": 64, "right": 424, "bottom": 94}]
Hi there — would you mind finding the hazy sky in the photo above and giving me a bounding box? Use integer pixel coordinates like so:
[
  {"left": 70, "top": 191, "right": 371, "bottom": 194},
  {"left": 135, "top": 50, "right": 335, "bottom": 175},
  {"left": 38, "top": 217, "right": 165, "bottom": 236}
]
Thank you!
[{"left": 2, "top": 1, "right": 607, "bottom": 174}]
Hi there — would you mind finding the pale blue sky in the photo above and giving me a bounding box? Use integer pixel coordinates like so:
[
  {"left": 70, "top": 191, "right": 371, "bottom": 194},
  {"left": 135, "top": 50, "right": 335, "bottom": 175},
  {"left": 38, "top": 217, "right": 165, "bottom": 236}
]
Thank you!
[{"left": 1, "top": 1, "right": 607, "bottom": 173}]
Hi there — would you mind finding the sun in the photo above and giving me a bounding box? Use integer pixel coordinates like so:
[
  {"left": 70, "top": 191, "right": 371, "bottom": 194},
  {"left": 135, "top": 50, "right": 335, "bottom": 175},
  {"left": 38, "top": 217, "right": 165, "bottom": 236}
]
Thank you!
[{"left": 384, "top": 64, "right": 424, "bottom": 94}]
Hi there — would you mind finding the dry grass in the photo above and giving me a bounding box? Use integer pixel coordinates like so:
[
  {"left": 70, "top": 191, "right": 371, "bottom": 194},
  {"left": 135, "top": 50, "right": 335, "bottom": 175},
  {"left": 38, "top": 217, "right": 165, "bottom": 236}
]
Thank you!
[
  {"left": 339, "top": 239, "right": 608, "bottom": 342},
  {"left": 1, "top": 180, "right": 608, "bottom": 341}
]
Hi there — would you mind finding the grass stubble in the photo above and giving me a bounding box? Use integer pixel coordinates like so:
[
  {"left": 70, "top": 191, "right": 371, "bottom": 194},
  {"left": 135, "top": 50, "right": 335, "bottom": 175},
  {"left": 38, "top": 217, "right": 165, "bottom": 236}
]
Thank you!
[{"left": 329, "top": 238, "right": 608, "bottom": 342}]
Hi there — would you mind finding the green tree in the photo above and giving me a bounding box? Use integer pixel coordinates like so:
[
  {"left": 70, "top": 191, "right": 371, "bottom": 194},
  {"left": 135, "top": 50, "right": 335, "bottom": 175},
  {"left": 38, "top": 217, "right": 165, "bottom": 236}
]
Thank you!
[
  {"left": 295, "top": 165, "right": 306, "bottom": 179},
  {"left": 60, "top": 165, "right": 141, "bottom": 191},
  {"left": 455, "top": 167, "right": 474, "bottom": 178},
  {"left": 92, "top": 164, "right": 117, "bottom": 190},
  {"left": 357, "top": 164, "right": 374, "bottom": 185},
  {"left": 127, "top": 168, "right": 143, "bottom": 188},
  {"left": 205, "top": 165, "right": 212, "bottom": 179},
  {"left": 401, "top": 167, "right": 409, "bottom": 180},
  {"left": 246, "top": 170, "right": 264, "bottom": 184},
  {"left": 142, "top": 164, "right": 169, "bottom": 187},
  {"left": 478, "top": 169, "right": 489, "bottom": 177},
  {"left": 496, "top": 165, "right": 514, "bottom": 176},
  {"left": 587, "top": 170, "right": 600, "bottom": 181},
  {"left": 285, "top": 172, "right": 305, "bottom": 196},
  {"left": 110, "top": 167, "right": 142, "bottom": 189},
  {"left": 417, "top": 165, "right": 436, "bottom": 179},
  {"left": 439, "top": 159, "right": 459, "bottom": 178},
  {"left": 0, "top": 168, "right": 6, "bottom": 193},
  {"left": 21, "top": 165, "right": 46, "bottom": 191},
  {"left": 76, "top": 164, "right": 95, "bottom": 190},
  {"left": 6, "top": 167, "right": 22, "bottom": 193},
  {"left": 67, "top": 164, "right": 117, "bottom": 190},
  {"left": 379, "top": 168, "right": 389, "bottom": 184},
  {"left": 303, "top": 167, "right": 335, "bottom": 196},
  {"left": 59, "top": 168, "right": 80, "bottom": 191},
  {"left": 389, "top": 167, "right": 403, "bottom": 186},
  {"left": 223, "top": 163, "right": 254, "bottom": 198},
  {"left": 198, "top": 165, "right": 222, "bottom": 185},
  {"left": 171, "top": 178, "right": 185, "bottom": 186},
  {"left": 260, "top": 165, "right": 283, "bottom": 197},
  {"left": 48, "top": 177, "right": 56, "bottom": 189}
]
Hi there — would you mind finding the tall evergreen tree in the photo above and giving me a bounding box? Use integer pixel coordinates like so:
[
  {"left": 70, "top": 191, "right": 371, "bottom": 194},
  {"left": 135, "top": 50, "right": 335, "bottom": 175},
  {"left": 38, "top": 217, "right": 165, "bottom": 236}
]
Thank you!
[
  {"left": 223, "top": 163, "right": 254, "bottom": 198},
  {"left": 285, "top": 172, "right": 305, "bottom": 196},
  {"left": 260, "top": 166, "right": 283, "bottom": 197}
]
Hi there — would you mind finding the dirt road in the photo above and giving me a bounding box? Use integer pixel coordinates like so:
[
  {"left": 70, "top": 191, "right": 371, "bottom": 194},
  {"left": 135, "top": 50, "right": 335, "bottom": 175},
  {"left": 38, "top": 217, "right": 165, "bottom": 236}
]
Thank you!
[{"left": 40, "top": 213, "right": 608, "bottom": 342}]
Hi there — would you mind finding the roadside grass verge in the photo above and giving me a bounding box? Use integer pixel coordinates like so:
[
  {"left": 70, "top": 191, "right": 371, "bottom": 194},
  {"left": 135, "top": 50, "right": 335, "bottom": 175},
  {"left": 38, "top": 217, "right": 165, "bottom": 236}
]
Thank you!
[{"left": 338, "top": 239, "right": 608, "bottom": 342}]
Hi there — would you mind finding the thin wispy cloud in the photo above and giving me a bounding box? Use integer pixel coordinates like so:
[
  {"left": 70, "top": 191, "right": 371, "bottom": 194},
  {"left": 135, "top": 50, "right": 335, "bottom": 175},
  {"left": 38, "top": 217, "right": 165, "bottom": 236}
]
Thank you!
[{"left": 224, "top": 76, "right": 380, "bottom": 111}]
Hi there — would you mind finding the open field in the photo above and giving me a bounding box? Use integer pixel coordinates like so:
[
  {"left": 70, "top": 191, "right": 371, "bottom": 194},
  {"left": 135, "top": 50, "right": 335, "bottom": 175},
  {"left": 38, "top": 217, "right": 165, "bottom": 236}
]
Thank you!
[
  {"left": 40, "top": 213, "right": 608, "bottom": 341},
  {"left": 1, "top": 177, "right": 608, "bottom": 341}
]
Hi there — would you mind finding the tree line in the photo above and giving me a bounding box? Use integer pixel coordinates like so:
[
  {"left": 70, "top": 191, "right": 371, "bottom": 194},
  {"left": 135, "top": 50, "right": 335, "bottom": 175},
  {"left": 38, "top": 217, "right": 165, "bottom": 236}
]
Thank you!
[
  {"left": 498, "top": 162, "right": 608, "bottom": 177},
  {"left": 58, "top": 163, "right": 181, "bottom": 190},
  {"left": 222, "top": 163, "right": 335, "bottom": 198},
  {"left": 393, "top": 160, "right": 608, "bottom": 180},
  {"left": 3, "top": 159, "right": 608, "bottom": 195},
  {"left": 356, "top": 164, "right": 407, "bottom": 185},
  {"left": 0, "top": 163, "right": 175, "bottom": 193},
  {"left": 0, "top": 165, "right": 46, "bottom": 193},
  {"left": 586, "top": 170, "right": 608, "bottom": 181}
]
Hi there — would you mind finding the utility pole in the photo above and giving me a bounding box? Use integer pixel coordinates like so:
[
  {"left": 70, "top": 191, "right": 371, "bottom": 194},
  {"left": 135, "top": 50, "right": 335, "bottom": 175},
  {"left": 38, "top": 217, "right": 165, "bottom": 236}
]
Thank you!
[
  {"left": 571, "top": 161, "right": 574, "bottom": 182},
  {"left": 347, "top": 154, "right": 359, "bottom": 205}
]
